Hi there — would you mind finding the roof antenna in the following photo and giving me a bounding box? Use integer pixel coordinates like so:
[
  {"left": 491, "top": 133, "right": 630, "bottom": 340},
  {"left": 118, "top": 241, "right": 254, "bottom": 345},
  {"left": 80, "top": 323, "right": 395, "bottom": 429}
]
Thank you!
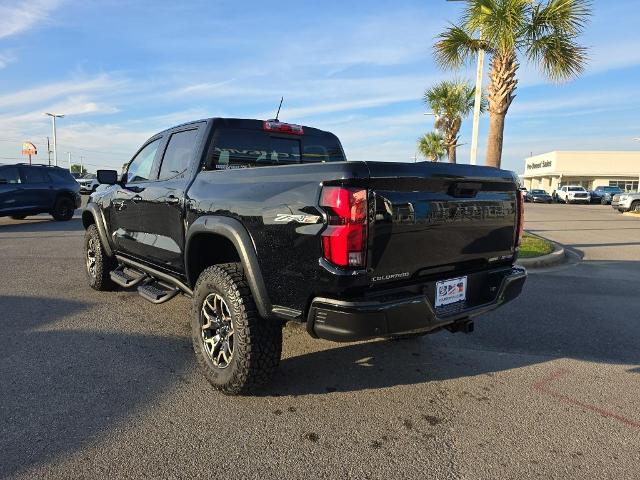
[{"left": 275, "top": 96, "right": 284, "bottom": 121}]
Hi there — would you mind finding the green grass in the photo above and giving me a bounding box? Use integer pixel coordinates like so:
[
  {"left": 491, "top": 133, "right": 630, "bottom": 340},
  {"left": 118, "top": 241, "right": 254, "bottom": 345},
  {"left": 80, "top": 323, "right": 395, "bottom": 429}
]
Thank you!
[{"left": 519, "top": 233, "right": 554, "bottom": 258}]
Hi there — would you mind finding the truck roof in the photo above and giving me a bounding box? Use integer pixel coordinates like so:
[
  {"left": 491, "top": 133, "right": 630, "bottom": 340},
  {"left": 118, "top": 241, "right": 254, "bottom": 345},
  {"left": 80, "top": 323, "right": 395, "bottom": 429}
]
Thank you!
[{"left": 160, "top": 117, "right": 337, "bottom": 138}]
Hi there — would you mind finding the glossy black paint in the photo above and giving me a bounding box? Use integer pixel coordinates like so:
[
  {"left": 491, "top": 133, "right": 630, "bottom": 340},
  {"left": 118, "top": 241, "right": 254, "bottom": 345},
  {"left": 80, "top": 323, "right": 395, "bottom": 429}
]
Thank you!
[
  {"left": 85, "top": 117, "right": 524, "bottom": 328},
  {"left": 0, "top": 164, "right": 80, "bottom": 218}
]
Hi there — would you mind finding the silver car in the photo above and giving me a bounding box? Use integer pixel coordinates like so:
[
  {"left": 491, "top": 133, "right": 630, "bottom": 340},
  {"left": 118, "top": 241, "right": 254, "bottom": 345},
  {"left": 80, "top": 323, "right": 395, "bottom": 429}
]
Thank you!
[{"left": 612, "top": 192, "right": 640, "bottom": 213}]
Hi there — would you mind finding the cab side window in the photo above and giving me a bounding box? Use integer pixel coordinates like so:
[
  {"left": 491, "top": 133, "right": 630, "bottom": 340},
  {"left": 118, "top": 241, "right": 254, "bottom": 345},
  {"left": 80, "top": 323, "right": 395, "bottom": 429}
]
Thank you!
[
  {"left": 126, "top": 139, "right": 161, "bottom": 183},
  {"left": 158, "top": 129, "right": 198, "bottom": 180},
  {"left": 21, "top": 168, "right": 48, "bottom": 184}
]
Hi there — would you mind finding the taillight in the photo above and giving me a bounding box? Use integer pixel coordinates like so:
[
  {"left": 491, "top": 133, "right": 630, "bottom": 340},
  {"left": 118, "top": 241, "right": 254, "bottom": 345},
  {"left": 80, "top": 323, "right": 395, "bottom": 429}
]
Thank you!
[
  {"left": 320, "top": 186, "right": 368, "bottom": 268},
  {"left": 516, "top": 190, "right": 525, "bottom": 246},
  {"left": 263, "top": 120, "right": 304, "bottom": 135}
]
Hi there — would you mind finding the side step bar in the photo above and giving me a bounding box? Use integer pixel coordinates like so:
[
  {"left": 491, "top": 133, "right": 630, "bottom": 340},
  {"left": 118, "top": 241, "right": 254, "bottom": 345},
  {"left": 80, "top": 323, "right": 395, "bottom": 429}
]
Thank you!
[
  {"left": 114, "top": 254, "right": 193, "bottom": 296},
  {"left": 110, "top": 266, "right": 147, "bottom": 288},
  {"left": 137, "top": 280, "right": 180, "bottom": 304}
]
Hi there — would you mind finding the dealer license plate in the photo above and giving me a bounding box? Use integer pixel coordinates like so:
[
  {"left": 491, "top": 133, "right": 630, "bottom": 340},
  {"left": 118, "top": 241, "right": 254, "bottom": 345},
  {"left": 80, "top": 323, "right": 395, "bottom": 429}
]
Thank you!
[{"left": 435, "top": 276, "right": 467, "bottom": 307}]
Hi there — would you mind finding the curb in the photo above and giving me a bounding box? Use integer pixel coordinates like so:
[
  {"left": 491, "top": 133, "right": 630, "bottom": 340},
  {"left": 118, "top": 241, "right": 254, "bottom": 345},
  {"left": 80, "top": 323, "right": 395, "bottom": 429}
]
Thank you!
[
  {"left": 517, "top": 241, "right": 566, "bottom": 269},
  {"left": 622, "top": 212, "right": 640, "bottom": 218}
]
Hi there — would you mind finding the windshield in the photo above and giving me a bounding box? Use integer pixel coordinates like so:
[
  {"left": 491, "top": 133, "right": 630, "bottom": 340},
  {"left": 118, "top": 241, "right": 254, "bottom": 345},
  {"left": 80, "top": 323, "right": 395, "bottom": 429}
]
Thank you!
[
  {"left": 531, "top": 190, "right": 546, "bottom": 194},
  {"left": 568, "top": 187, "right": 586, "bottom": 192},
  {"left": 602, "top": 186, "right": 623, "bottom": 192}
]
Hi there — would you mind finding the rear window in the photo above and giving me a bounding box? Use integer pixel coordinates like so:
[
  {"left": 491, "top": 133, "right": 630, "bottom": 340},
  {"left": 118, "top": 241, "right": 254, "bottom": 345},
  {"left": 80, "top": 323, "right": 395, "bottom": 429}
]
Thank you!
[{"left": 210, "top": 128, "right": 344, "bottom": 169}]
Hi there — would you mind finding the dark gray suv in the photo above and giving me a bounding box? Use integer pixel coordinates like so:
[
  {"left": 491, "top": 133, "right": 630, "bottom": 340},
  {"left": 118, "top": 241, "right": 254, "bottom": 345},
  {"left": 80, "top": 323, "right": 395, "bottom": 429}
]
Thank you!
[{"left": 0, "top": 164, "right": 81, "bottom": 221}]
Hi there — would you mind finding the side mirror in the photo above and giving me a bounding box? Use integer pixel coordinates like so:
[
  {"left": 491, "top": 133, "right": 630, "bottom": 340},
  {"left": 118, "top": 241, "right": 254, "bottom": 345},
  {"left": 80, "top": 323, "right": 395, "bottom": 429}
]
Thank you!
[{"left": 97, "top": 169, "right": 119, "bottom": 185}]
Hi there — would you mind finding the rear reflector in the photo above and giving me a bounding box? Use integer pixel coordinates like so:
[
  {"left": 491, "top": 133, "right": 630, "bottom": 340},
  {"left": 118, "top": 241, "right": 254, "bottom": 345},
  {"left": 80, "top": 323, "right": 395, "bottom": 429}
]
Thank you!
[
  {"left": 516, "top": 190, "right": 525, "bottom": 246},
  {"left": 320, "top": 186, "right": 367, "bottom": 268},
  {"left": 263, "top": 120, "right": 304, "bottom": 135}
]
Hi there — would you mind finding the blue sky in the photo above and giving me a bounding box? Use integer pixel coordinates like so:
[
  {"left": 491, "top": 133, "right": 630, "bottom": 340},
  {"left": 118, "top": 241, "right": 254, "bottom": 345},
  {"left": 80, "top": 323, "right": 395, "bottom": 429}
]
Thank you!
[{"left": 1, "top": 0, "right": 639, "bottom": 173}]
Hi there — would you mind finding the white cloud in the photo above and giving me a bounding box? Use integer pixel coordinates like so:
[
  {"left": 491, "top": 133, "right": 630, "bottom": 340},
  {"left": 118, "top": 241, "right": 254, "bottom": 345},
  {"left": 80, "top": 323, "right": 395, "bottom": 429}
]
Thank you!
[
  {"left": 0, "top": 0, "right": 63, "bottom": 39},
  {"left": 0, "top": 50, "right": 16, "bottom": 69},
  {"left": 0, "top": 73, "right": 126, "bottom": 110}
]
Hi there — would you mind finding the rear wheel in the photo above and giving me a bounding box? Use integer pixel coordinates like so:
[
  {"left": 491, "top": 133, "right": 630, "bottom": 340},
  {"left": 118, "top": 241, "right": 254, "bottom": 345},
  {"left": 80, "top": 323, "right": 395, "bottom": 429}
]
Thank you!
[
  {"left": 84, "top": 224, "right": 116, "bottom": 291},
  {"left": 191, "top": 263, "right": 282, "bottom": 395},
  {"left": 632, "top": 201, "right": 640, "bottom": 212},
  {"left": 51, "top": 196, "right": 75, "bottom": 221}
]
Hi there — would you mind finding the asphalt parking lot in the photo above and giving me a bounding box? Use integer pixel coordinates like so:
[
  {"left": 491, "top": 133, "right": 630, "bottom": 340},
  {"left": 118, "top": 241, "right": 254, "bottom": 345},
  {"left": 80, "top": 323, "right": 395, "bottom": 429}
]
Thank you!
[{"left": 1, "top": 201, "right": 639, "bottom": 479}]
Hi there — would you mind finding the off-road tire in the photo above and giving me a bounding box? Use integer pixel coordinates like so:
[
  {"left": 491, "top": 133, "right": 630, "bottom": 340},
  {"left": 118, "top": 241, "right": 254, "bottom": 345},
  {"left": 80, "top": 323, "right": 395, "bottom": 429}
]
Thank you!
[
  {"left": 84, "top": 224, "right": 116, "bottom": 291},
  {"left": 10, "top": 215, "right": 26, "bottom": 220},
  {"left": 51, "top": 196, "right": 75, "bottom": 221},
  {"left": 191, "top": 263, "right": 282, "bottom": 395}
]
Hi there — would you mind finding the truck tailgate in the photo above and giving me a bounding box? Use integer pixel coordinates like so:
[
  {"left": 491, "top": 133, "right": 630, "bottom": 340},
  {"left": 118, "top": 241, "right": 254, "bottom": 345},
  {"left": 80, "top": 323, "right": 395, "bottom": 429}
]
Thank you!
[{"left": 365, "top": 161, "right": 518, "bottom": 283}]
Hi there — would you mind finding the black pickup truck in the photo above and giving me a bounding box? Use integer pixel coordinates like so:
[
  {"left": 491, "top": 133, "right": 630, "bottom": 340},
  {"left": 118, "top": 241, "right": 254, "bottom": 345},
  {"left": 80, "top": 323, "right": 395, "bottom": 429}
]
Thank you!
[{"left": 83, "top": 118, "right": 526, "bottom": 394}]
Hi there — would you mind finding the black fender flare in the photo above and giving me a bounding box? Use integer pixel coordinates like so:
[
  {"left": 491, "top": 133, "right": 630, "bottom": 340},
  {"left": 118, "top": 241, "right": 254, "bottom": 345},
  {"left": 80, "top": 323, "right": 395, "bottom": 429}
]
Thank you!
[
  {"left": 185, "top": 216, "right": 273, "bottom": 319},
  {"left": 82, "top": 203, "right": 114, "bottom": 257}
]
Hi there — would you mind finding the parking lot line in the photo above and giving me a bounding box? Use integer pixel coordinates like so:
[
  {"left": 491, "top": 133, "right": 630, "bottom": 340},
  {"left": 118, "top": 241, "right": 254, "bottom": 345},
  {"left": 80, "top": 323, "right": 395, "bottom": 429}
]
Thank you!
[{"left": 533, "top": 368, "right": 640, "bottom": 430}]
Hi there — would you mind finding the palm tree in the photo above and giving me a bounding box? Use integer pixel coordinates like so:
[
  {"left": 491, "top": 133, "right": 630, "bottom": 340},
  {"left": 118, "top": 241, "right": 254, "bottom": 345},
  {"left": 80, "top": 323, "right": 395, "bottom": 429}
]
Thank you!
[
  {"left": 434, "top": 0, "right": 590, "bottom": 168},
  {"left": 423, "top": 80, "right": 480, "bottom": 163},
  {"left": 417, "top": 132, "right": 446, "bottom": 161}
]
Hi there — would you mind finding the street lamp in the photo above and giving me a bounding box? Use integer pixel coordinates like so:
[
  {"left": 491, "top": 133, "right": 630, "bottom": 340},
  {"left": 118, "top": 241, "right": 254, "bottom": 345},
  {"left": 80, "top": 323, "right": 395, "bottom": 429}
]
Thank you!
[
  {"left": 446, "top": 0, "right": 484, "bottom": 166},
  {"left": 43, "top": 113, "right": 64, "bottom": 167}
]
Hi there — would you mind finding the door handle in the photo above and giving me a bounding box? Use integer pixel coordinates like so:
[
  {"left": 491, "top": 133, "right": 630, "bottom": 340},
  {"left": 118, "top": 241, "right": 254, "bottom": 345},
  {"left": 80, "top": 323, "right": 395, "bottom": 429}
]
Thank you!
[{"left": 165, "top": 195, "right": 180, "bottom": 205}]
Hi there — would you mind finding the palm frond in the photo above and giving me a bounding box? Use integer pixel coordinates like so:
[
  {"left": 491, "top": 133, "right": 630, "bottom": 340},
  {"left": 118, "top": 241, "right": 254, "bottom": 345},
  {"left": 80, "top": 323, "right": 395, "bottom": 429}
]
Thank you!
[
  {"left": 433, "top": 25, "right": 481, "bottom": 69},
  {"left": 527, "top": 31, "right": 588, "bottom": 81},
  {"left": 424, "top": 80, "right": 480, "bottom": 119},
  {"left": 537, "top": 0, "right": 591, "bottom": 35},
  {"left": 417, "top": 132, "right": 446, "bottom": 162}
]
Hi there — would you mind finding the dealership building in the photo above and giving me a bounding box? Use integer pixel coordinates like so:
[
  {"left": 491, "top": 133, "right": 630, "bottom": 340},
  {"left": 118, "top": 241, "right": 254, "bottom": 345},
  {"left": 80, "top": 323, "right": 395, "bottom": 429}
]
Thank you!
[{"left": 522, "top": 151, "right": 640, "bottom": 193}]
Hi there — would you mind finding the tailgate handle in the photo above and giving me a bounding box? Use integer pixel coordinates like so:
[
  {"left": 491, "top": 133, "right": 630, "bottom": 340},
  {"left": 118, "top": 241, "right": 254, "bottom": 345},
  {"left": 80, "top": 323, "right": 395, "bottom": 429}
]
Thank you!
[{"left": 449, "top": 182, "right": 482, "bottom": 198}]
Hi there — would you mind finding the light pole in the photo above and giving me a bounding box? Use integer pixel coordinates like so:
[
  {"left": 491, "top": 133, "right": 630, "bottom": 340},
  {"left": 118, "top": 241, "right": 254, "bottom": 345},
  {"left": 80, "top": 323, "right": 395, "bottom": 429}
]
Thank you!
[
  {"left": 446, "top": 0, "right": 484, "bottom": 165},
  {"left": 44, "top": 112, "right": 64, "bottom": 167}
]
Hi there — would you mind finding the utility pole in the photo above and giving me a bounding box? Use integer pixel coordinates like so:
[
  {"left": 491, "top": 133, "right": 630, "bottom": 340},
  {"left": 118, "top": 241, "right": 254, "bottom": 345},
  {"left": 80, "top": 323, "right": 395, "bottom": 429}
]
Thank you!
[
  {"left": 469, "top": 40, "right": 484, "bottom": 166},
  {"left": 67, "top": 152, "right": 72, "bottom": 171},
  {"left": 80, "top": 156, "right": 84, "bottom": 174},
  {"left": 47, "top": 137, "right": 51, "bottom": 166},
  {"left": 44, "top": 113, "right": 64, "bottom": 167},
  {"left": 446, "top": 0, "right": 484, "bottom": 165}
]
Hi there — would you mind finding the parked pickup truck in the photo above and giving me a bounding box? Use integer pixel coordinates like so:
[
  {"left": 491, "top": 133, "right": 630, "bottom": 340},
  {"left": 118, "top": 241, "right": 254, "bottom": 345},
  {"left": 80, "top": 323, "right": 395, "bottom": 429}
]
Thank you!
[
  {"left": 82, "top": 118, "right": 527, "bottom": 394},
  {"left": 611, "top": 192, "right": 640, "bottom": 213}
]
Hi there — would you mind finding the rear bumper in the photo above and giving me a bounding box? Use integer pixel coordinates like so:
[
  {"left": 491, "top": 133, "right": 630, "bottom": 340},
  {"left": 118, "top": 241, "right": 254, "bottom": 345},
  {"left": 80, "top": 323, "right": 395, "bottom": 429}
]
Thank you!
[{"left": 307, "top": 266, "right": 527, "bottom": 342}]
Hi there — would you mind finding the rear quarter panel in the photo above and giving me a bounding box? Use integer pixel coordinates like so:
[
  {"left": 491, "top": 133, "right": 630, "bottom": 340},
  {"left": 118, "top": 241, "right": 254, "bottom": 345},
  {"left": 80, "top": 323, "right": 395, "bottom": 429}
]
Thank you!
[{"left": 186, "top": 161, "right": 370, "bottom": 313}]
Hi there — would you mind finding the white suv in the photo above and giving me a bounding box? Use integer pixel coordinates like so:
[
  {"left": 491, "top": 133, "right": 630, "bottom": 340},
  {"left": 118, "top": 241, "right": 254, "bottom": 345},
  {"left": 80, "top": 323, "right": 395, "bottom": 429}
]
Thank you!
[{"left": 556, "top": 185, "right": 591, "bottom": 204}]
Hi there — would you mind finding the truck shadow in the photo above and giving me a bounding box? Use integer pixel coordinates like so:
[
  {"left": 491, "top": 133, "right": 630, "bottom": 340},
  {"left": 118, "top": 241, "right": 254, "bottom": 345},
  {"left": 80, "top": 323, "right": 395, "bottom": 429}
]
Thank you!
[
  {"left": 0, "top": 294, "right": 191, "bottom": 479},
  {"left": 270, "top": 257, "right": 640, "bottom": 396}
]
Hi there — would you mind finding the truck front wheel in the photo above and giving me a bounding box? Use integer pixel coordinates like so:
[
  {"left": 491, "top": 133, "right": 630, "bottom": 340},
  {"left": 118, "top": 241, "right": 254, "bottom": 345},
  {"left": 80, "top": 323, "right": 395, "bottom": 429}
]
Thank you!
[
  {"left": 191, "top": 263, "right": 282, "bottom": 395},
  {"left": 84, "top": 224, "right": 116, "bottom": 290}
]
